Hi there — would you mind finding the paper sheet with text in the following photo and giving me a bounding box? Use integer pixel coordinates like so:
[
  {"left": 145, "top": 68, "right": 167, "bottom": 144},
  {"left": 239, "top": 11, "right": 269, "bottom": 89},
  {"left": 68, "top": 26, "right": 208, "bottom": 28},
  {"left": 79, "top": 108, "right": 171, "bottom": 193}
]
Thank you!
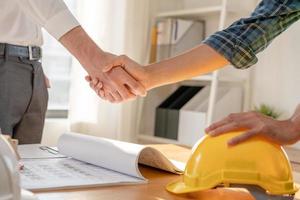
[{"left": 19, "top": 132, "right": 185, "bottom": 191}]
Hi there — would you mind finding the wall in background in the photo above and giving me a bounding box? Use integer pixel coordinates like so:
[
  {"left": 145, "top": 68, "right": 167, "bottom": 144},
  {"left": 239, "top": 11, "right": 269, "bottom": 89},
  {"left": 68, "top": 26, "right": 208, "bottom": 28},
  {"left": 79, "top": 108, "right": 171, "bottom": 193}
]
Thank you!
[{"left": 252, "top": 22, "right": 300, "bottom": 119}]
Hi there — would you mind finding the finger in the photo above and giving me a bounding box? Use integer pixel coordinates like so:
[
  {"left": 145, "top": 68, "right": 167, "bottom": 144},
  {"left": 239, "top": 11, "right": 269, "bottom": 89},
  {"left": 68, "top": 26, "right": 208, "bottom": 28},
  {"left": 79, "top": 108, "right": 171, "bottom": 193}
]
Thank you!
[
  {"left": 108, "top": 67, "right": 146, "bottom": 97},
  {"left": 209, "top": 122, "right": 239, "bottom": 137},
  {"left": 110, "top": 90, "right": 122, "bottom": 103},
  {"left": 101, "top": 89, "right": 112, "bottom": 101},
  {"left": 206, "top": 112, "right": 253, "bottom": 133},
  {"left": 124, "top": 78, "right": 146, "bottom": 97},
  {"left": 99, "top": 89, "right": 105, "bottom": 99},
  {"left": 206, "top": 117, "right": 233, "bottom": 133},
  {"left": 85, "top": 76, "right": 92, "bottom": 82},
  {"left": 96, "top": 89, "right": 105, "bottom": 99},
  {"left": 110, "top": 81, "right": 135, "bottom": 101},
  {"left": 105, "top": 93, "right": 115, "bottom": 103},
  {"left": 89, "top": 82, "right": 95, "bottom": 90},
  {"left": 95, "top": 81, "right": 103, "bottom": 91},
  {"left": 89, "top": 78, "right": 99, "bottom": 90},
  {"left": 45, "top": 77, "right": 51, "bottom": 88},
  {"left": 228, "top": 129, "right": 259, "bottom": 146},
  {"left": 92, "top": 78, "right": 99, "bottom": 86}
]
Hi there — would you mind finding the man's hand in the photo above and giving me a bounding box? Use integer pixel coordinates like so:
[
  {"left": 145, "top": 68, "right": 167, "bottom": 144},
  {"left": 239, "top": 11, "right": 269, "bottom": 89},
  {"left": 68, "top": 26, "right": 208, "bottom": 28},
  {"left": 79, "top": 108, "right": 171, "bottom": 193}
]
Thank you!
[
  {"left": 86, "top": 55, "right": 151, "bottom": 102},
  {"left": 59, "top": 26, "right": 146, "bottom": 102},
  {"left": 205, "top": 110, "right": 300, "bottom": 146},
  {"left": 44, "top": 74, "right": 51, "bottom": 88},
  {"left": 84, "top": 53, "right": 147, "bottom": 103}
]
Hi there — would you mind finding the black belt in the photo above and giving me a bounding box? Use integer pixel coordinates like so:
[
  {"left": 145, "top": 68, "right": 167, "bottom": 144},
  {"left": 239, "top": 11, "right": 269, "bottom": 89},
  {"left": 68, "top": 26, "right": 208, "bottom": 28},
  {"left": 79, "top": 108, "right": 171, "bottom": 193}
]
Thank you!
[{"left": 0, "top": 43, "right": 42, "bottom": 61}]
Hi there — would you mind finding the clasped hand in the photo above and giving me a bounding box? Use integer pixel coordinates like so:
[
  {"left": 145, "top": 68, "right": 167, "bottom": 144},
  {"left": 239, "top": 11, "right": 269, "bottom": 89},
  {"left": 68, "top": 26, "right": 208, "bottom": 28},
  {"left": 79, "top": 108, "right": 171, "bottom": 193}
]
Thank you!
[{"left": 85, "top": 54, "right": 149, "bottom": 103}]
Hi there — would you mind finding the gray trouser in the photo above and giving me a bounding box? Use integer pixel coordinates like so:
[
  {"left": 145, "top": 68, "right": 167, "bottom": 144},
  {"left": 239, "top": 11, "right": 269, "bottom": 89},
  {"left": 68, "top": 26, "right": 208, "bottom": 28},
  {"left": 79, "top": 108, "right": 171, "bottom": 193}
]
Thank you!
[{"left": 0, "top": 55, "right": 48, "bottom": 144}]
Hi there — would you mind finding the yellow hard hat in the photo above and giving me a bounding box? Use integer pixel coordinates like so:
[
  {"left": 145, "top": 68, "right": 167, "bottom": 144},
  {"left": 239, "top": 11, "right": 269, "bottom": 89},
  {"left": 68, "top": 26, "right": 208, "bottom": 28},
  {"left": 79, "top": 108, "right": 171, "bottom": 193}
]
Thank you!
[{"left": 166, "top": 131, "right": 298, "bottom": 195}]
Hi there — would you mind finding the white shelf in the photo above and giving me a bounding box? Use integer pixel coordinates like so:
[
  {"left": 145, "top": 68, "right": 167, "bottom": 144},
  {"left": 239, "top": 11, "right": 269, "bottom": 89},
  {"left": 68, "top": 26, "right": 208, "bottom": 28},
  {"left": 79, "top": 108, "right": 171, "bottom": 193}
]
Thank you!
[
  {"left": 156, "top": 6, "right": 224, "bottom": 19},
  {"left": 137, "top": 0, "right": 249, "bottom": 145},
  {"left": 137, "top": 134, "right": 182, "bottom": 145}
]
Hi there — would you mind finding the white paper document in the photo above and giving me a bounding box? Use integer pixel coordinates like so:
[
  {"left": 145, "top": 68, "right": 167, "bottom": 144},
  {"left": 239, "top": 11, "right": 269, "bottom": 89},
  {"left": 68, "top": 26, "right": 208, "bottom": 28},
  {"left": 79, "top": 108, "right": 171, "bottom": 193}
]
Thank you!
[
  {"left": 20, "top": 132, "right": 185, "bottom": 191},
  {"left": 18, "top": 144, "right": 65, "bottom": 159}
]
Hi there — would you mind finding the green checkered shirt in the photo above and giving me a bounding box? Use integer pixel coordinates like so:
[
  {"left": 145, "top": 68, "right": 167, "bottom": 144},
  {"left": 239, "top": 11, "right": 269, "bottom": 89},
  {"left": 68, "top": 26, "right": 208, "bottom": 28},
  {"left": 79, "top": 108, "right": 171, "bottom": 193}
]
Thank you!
[{"left": 203, "top": 0, "right": 300, "bottom": 69}]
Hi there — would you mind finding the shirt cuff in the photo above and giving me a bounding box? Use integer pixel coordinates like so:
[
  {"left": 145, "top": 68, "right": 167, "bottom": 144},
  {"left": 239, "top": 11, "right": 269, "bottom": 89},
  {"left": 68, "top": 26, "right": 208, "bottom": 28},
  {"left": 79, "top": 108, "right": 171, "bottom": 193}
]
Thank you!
[
  {"left": 44, "top": 9, "right": 80, "bottom": 40},
  {"left": 203, "top": 31, "right": 258, "bottom": 69}
]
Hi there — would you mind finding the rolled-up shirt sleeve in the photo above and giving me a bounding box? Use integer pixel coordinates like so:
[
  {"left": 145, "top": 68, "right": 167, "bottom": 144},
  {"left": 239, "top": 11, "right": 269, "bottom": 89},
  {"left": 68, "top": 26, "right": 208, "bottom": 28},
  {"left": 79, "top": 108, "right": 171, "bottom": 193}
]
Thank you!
[
  {"left": 14, "top": 0, "right": 80, "bottom": 40},
  {"left": 203, "top": 0, "right": 300, "bottom": 69}
]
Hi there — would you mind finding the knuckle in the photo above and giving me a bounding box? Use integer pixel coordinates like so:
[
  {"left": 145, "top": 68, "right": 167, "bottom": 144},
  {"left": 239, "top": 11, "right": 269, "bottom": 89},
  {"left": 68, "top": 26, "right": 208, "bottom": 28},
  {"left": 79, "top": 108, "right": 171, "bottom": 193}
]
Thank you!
[
  {"left": 260, "top": 124, "right": 269, "bottom": 132},
  {"left": 250, "top": 111, "right": 259, "bottom": 117},
  {"left": 246, "top": 130, "right": 256, "bottom": 136},
  {"left": 208, "top": 124, "right": 216, "bottom": 129},
  {"left": 120, "top": 92, "right": 130, "bottom": 100},
  {"left": 119, "top": 55, "right": 128, "bottom": 63},
  {"left": 114, "top": 95, "right": 121, "bottom": 101},
  {"left": 228, "top": 113, "right": 237, "bottom": 121},
  {"left": 231, "top": 121, "right": 240, "bottom": 128},
  {"left": 113, "top": 99, "right": 120, "bottom": 103},
  {"left": 257, "top": 124, "right": 266, "bottom": 133},
  {"left": 131, "top": 82, "right": 140, "bottom": 90}
]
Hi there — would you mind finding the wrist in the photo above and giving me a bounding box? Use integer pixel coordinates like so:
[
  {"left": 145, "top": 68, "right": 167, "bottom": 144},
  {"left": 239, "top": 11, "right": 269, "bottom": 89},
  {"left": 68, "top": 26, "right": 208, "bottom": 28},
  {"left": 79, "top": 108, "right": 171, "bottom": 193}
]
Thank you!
[
  {"left": 60, "top": 26, "right": 106, "bottom": 72},
  {"left": 75, "top": 37, "right": 106, "bottom": 72},
  {"left": 144, "top": 63, "right": 168, "bottom": 90}
]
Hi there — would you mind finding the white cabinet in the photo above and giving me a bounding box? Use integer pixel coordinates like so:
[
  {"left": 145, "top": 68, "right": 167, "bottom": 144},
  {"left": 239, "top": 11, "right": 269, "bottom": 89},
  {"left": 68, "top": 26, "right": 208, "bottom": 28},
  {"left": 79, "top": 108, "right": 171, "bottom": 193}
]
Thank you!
[{"left": 178, "top": 86, "right": 242, "bottom": 146}]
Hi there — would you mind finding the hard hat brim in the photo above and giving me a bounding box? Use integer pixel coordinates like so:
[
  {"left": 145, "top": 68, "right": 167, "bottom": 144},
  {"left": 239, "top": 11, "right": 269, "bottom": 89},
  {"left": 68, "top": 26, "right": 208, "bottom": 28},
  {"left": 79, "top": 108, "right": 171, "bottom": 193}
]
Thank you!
[
  {"left": 166, "top": 179, "right": 213, "bottom": 194},
  {"left": 167, "top": 177, "right": 298, "bottom": 195}
]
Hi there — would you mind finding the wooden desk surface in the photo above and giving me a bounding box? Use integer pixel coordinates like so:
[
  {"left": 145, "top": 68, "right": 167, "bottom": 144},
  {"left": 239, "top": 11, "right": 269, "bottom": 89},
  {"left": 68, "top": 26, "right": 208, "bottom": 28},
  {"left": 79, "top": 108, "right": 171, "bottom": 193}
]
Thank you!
[{"left": 35, "top": 144, "right": 300, "bottom": 200}]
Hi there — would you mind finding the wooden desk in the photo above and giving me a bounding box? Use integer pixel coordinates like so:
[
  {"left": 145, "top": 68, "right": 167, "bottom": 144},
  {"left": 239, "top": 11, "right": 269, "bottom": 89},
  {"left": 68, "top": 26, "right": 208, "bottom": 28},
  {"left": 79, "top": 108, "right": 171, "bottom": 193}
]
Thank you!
[{"left": 35, "top": 144, "right": 300, "bottom": 200}]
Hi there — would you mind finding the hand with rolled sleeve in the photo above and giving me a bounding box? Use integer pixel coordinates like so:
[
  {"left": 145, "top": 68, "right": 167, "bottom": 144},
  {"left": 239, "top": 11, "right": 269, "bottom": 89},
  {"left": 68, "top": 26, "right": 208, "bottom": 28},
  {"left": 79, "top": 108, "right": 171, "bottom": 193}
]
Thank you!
[
  {"left": 85, "top": 55, "right": 151, "bottom": 102},
  {"left": 205, "top": 106, "right": 300, "bottom": 146}
]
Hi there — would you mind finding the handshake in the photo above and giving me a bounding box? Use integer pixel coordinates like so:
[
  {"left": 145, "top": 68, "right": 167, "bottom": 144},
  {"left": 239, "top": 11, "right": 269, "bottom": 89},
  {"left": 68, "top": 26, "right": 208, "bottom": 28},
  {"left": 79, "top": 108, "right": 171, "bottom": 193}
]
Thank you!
[
  {"left": 61, "top": 26, "right": 203, "bottom": 103},
  {"left": 60, "top": 26, "right": 161, "bottom": 103},
  {"left": 84, "top": 53, "right": 151, "bottom": 103}
]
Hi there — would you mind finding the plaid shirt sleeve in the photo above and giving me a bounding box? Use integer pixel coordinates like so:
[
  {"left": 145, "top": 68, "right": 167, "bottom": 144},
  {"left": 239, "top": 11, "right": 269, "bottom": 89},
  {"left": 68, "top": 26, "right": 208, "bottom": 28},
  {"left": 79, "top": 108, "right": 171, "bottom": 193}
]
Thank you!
[{"left": 203, "top": 0, "right": 300, "bottom": 69}]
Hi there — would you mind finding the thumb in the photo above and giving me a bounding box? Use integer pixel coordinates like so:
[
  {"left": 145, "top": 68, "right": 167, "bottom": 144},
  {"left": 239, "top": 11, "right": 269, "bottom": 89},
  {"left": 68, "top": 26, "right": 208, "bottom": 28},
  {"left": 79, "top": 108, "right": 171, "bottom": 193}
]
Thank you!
[
  {"left": 103, "top": 57, "right": 126, "bottom": 73},
  {"left": 103, "top": 64, "right": 116, "bottom": 73}
]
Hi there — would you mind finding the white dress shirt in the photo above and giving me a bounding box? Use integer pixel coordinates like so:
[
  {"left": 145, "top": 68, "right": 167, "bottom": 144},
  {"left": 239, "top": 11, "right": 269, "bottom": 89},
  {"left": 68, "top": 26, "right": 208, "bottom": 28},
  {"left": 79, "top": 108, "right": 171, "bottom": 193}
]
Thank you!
[{"left": 0, "top": 0, "right": 80, "bottom": 46}]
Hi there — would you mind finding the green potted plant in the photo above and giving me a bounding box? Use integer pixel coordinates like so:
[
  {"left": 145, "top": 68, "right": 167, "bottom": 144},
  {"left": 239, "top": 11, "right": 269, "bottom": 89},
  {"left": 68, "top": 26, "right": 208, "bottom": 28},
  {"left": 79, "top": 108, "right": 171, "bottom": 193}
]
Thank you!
[{"left": 255, "top": 104, "right": 281, "bottom": 119}]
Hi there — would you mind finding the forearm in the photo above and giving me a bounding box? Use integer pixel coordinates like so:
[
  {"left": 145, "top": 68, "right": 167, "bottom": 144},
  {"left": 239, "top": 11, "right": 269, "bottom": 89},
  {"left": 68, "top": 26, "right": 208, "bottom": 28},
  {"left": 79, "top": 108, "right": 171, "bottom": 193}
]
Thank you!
[
  {"left": 145, "top": 44, "right": 228, "bottom": 89},
  {"left": 59, "top": 26, "right": 107, "bottom": 73}
]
